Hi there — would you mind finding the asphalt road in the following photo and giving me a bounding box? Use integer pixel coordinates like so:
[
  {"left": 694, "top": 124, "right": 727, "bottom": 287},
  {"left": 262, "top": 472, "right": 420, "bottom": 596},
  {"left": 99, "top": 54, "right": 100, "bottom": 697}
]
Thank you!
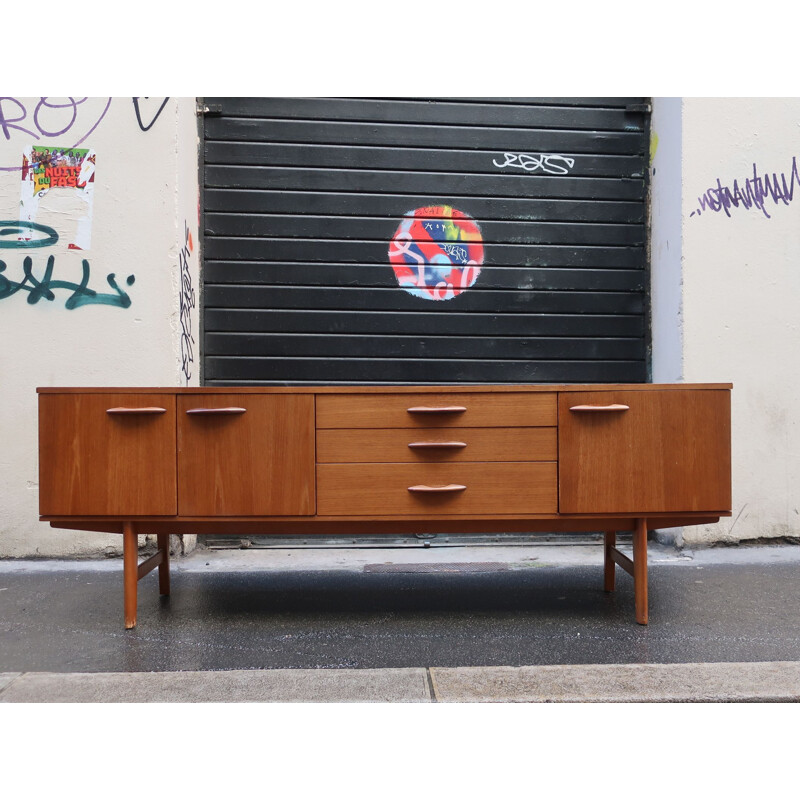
[{"left": 2, "top": 543, "right": 799, "bottom": 673}]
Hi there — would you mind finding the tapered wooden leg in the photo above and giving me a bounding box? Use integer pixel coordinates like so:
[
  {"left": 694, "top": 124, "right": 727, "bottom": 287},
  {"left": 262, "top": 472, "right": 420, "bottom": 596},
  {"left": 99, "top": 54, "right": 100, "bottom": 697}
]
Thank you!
[
  {"left": 157, "top": 533, "right": 171, "bottom": 596},
  {"left": 123, "top": 521, "right": 138, "bottom": 630},
  {"left": 604, "top": 531, "right": 616, "bottom": 592},
  {"left": 633, "top": 518, "right": 648, "bottom": 625}
]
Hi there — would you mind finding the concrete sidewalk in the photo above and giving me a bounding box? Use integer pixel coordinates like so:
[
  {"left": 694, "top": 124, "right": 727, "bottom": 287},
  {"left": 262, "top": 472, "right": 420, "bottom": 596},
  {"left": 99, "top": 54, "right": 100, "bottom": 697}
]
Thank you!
[
  {"left": 2, "top": 541, "right": 800, "bottom": 702},
  {"left": 2, "top": 661, "right": 800, "bottom": 702}
]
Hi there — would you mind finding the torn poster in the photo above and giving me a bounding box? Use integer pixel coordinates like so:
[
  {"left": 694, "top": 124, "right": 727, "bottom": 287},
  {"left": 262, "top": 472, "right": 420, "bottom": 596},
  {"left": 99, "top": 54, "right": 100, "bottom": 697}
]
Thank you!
[{"left": 19, "top": 145, "right": 96, "bottom": 250}]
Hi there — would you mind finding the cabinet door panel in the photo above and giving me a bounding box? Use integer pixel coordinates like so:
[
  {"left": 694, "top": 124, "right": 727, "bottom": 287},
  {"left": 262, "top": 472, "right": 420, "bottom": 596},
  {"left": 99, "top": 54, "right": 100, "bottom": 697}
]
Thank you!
[
  {"left": 178, "top": 394, "right": 315, "bottom": 515},
  {"left": 39, "top": 393, "right": 177, "bottom": 516},
  {"left": 558, "top": 389, "right": 731, "bottom": 513}
]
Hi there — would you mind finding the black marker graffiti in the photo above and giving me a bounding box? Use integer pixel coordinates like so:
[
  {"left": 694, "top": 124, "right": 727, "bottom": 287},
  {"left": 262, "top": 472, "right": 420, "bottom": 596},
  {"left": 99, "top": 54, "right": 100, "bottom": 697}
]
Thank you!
[
  {"left": 178, "top": 220, "right": 196, "bottom": 381},
  {"left": 132, "top": 97, "right": 170, "bottom": 132},
  {"left": 0, "top": 255, "right": 134, "bottom": 309},
  {"left": 0, "top": 220, "right": 59, "bottom": 248}
]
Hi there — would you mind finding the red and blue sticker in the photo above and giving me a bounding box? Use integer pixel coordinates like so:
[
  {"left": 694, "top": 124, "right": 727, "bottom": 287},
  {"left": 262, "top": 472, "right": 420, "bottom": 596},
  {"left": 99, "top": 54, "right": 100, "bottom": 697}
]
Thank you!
[{"left": 388, "top": 206, "right": 484, "bottom": 300}]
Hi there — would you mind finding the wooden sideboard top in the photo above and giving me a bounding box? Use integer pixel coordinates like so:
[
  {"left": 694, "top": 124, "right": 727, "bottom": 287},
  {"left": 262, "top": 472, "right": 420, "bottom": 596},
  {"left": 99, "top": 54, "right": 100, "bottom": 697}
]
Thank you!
[{"left": 38, "top": 383, "right": 733, "bottom": 394}]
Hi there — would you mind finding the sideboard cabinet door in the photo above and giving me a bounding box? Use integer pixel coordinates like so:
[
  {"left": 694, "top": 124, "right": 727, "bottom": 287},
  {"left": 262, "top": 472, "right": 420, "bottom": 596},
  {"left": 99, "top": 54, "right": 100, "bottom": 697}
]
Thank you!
[
  {"left": 177, "top": 394, "right": 315, "bottom": 516},
  {"left": 39, "top": 393, "right": 177, "bottom": 516},
  {"left": 558, "top": 389, "right": 731, "bottom": 514}
]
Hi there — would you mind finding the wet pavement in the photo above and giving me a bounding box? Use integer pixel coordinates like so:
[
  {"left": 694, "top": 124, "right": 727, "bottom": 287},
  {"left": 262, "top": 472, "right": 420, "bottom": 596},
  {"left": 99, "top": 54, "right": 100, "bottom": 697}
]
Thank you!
[{"left": 1, "top": 542, "right": 799, "bottom": 675}]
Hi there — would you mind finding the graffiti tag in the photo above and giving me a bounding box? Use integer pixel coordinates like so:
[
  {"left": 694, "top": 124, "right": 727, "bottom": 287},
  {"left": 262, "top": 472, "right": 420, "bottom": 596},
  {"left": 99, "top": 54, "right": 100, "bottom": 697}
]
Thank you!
[
  {"left": 0, "top": 221, "right": 59, "bottom": 248},
  {"left": 691, "top": 156, "right": 800, "bottom": 220},
  {"left": 0, "top": 254, "right": 134, "bottom": 309},
  {"left": 493, "top": 152, "right": 575, "bottom": 175},
  {"left": 442, "top": 243, "right": 469, "bottom": 263},
  {"left": 389, "top": 207, "right": 484, "bottom": 301},
  {"left": 178, "top": 220, "right": 196, "bottom": 381},
  {"left": 0, "top": 97, "right": 111, "bottom": 170},
  {"left": 132, "top": 98, "right": 170, "bottom": 133}
]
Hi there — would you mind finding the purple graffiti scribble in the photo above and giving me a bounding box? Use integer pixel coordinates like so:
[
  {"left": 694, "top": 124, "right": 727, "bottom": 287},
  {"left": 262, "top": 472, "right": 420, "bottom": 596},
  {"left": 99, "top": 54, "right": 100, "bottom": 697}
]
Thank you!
[
  {"left": 691, "top": 156, "right": 800, "bottom": 220},
  {"left": 71, "top": 97, "right": 112, "bottom": 147},
  {"left": 0, "top": 97, "right": 112, "bottom": 171},
  {"left": 33, "top": 97, "right": 88, "bottom": 137},
  {"left": 0, "top": 98, "right": 36, "bottom": 139}
]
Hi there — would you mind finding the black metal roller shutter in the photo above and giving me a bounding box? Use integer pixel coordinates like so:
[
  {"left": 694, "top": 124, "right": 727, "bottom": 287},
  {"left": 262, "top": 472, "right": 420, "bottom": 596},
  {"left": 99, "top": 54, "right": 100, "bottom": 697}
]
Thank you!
[{"left": 201, "top": 97, "right": 650, "bottom": 385}]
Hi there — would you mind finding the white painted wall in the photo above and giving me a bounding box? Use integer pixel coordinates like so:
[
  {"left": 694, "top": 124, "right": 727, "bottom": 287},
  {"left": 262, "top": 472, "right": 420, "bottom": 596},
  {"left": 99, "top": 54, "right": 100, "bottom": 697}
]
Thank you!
[
  {"left": 4, "top": 97, "right": 796, "bottom": 556},
  {"left": 652, "top": 97, "right": 800, "bottom": 546},
  {"left": 649, "top": 98, "right": 684, "bottom": 384},
  {"left": 0, "top": 97, "right": 200, "bottom": 557}
]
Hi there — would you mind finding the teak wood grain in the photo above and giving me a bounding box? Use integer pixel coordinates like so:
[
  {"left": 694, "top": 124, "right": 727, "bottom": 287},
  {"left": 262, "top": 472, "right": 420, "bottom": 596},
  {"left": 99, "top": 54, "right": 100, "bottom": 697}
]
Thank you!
[
  {"left": 177, "top": 394, "right": 315, "bottom": 516},
  {"left": 38, "top": 393, "right": 177, "bottom": 516},
  {"left": 316, "top": 462, "right": 558, "bottom": 516},
  {"left": 316, "top": 392, "right": 557, "bottom": 429},
  {"left": 558, "top": 389, "right": 732, "bottom": 513},
  {"left": 316, "top": 426, "right": 558, "bottom": 463}
]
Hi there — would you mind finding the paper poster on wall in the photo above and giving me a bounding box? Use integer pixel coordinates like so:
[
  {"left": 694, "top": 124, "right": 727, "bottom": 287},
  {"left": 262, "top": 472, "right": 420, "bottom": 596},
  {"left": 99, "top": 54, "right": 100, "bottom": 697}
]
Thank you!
[{"left": 19, "top": 145, "right": 96, "bottom": 250}]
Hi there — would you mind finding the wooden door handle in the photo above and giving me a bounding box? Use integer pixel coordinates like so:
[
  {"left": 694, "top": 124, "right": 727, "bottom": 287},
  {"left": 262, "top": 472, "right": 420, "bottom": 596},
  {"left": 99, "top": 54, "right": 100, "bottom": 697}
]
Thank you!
[
  {"left": 106, "top": 407, "right": 167, "bottom": 415},
  {"left": 185, "top": 407, "right": 247, "bottom": 415},
  {"left": 407, "top": 484, "right": 467, "bottom": 493},
  {"left": 407, "top": 441, "right": 467, "bottom": 449},
  {"left": 569, "top": 404, "right": 630, "bottom": 412},
  {"left": 406, "top": 406, "right": 467, "bottom": 414}
]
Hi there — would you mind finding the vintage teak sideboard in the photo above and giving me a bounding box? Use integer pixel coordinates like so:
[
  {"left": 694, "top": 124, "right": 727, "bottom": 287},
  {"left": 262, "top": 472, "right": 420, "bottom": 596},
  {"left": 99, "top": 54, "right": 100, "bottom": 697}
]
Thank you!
[{"left": 37, "top": 384, "right": 732, "bottom": 628}]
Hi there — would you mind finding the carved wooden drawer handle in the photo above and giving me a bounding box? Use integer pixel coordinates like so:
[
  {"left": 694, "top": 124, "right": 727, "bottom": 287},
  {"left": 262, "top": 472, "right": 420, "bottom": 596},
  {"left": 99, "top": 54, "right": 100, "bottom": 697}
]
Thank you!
[
  {"left": 407, "top": 441, "right": 467, "bottom": 449},
  {"left": 106, "top": 407, "right": 166, "bottom": 415},
  {"left": 185, "top": 407, "right": 247, "bottom": 415},
  {"left": 406, "top": 406, "right": 467, "bottom": 414},
  {"left": 569, "top": 404, "right": 630, "bottom": 412},
  {"left": 407, "top": 484, "right": 467, "bottom": 493}
]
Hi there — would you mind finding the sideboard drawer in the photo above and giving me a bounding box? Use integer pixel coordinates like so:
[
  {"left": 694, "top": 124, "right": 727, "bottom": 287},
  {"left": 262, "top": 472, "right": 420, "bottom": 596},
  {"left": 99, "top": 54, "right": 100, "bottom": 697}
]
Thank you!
[
  {"left": 317, "top": 427, "right": 557, "bottom": 463},
  {"left": 317, "top": 462, "right": 558, "bottom": 516},
  {"left": 316, "top": 392, "right": 557, "bottom": 429}
]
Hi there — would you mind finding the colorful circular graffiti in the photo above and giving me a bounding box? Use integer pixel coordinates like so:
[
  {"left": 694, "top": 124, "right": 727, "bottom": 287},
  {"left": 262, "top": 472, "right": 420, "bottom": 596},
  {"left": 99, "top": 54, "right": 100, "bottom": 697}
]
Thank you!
[{"left": 388, "top": 206, "right": 484, "bottom": 300}]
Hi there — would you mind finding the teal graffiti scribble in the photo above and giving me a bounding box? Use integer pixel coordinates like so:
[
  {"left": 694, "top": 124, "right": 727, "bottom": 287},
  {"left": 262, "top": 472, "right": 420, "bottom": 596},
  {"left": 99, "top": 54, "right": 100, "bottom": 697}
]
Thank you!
[
  {"left": 0, "top": 220, "right": 59, "bottom": 248},
  {"left": 0, "top": 255, "right": 134, "bottom": 309}
]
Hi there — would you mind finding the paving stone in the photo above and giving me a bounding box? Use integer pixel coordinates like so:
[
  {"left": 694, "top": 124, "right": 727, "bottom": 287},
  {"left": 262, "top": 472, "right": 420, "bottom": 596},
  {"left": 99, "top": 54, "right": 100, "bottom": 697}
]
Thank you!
[
  {"left": 0, "top": 668, "right": 431, "bottom": 703},
  {"left": 430, "top": 661, "right": 800, "bottom": 702},
  {"left": 0, "top": 673, "right": 21, "bottom": 694}
]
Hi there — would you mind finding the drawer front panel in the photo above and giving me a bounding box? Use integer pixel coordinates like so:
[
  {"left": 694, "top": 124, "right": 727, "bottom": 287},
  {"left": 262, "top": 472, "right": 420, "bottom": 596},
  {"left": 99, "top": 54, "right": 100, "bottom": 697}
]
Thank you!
[
  {"left": 39, "top": 393, "right": 177, "bottom": 516},
  {"left": 317, "top": 427, "right": 557, "bottom": 463},
  {"left": 317, "top": 462, "right": 558, "bottom": 516},
  {"left": 316, "top": 392, "right": 557, "bottom": 429}
]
